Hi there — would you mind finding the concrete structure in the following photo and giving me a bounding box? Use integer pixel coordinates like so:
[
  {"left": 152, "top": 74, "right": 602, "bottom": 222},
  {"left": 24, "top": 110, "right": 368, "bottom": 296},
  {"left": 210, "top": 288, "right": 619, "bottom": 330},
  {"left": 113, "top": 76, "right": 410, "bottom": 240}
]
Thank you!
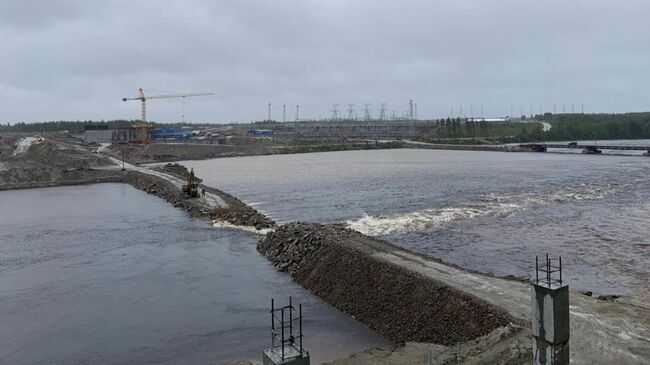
[
  {"left": 263, "top": 298, "right": 310, "bottom": 365},
  {"left": 112, "top": 127, "right": 142, "bottom": 143},
  {"left": 532, "top": 255, "right": 570, "bottom": 365},
  {"left": 263, "top": 345, "right": 309, "bottom": 365},
  {"left": 83, "top": 125, "right": 113, "bottom": 143}
]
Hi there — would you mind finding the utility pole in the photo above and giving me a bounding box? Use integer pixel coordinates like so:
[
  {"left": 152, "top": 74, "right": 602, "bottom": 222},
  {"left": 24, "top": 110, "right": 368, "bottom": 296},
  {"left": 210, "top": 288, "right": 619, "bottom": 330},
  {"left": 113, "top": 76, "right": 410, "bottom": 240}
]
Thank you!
[
  {"left": 282, "top": 104, "right": 286, "bottom": 122},
  {"left": 572, "top": 104, "right": 575, "bottom": 114},
  {"left": 364, "top": 104, "right": 371, "bottom": 121},
  {"left": 295, "top": 105, "right": 300, "bottom": 122},
  {"left": 268, "top": 102, "right": 271, "bottom": 121},
  {"left": 409, "top": 99, "right": 414, "bottom": 120},
  {"left": 581, "top": 103, "right": 584, "bottom": 114},
  {"left": 481, "top": 104, "right": 484, "bottom": 119},
  {"left": 414, "top": 103, "right": 418, "bottom": 120}
]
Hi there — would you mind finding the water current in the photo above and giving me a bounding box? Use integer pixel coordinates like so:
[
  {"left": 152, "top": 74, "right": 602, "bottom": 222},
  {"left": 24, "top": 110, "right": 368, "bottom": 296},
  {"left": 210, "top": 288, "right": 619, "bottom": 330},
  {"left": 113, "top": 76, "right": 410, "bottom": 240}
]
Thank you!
[{"left": 183, "top": 147, "right": 650, "bottom": 299}]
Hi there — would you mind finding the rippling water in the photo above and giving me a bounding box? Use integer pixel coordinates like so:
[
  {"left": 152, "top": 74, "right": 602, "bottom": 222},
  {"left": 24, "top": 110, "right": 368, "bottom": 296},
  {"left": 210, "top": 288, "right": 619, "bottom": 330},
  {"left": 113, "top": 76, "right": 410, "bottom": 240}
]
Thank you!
[
  {"left": 0, "top": 184, "right": 388, "bottom": 364},
  {"left": 183, "top": 148, "right": 650, "bottom": 298}
]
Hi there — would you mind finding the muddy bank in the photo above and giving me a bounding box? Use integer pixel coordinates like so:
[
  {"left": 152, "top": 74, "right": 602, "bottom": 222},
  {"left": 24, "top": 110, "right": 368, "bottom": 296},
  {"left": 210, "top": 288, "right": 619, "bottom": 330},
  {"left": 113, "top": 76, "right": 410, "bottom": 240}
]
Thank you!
[
  {"left": 124, "top": 165, "right": 275, "bottom": 230},
  {"left": 404, "top": 141, "right": 530, "bottom": 152},
  {"left": 327, "top": 323, "right": 531, "bottom": 365},
  {"left": 258, "top": 223, "right": 513, "bottom": 345},
  {"left": 108, "top": 142, "right": 282, "bottom": 164}
]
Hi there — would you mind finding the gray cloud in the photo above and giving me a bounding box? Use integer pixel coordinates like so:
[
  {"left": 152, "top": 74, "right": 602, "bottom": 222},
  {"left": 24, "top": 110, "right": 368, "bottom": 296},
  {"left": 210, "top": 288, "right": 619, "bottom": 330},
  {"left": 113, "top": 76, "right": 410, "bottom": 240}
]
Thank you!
[{"left": 1, "top": 0, "right": 649, "bottom": 123}]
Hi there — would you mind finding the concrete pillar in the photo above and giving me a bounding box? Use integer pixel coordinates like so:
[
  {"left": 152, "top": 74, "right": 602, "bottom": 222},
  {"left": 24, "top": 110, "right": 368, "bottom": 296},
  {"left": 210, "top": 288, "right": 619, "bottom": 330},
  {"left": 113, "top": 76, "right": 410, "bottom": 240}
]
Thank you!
[{"left": 532, "top": 277, "right": 570, "bottom": 364}]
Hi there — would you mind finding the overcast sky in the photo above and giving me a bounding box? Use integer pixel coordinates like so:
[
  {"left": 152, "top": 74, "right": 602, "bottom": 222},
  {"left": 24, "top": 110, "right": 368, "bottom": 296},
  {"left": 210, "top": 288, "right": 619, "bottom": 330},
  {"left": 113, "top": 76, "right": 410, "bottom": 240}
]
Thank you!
[{"left": 1, "top": 0, "right": 649, "bottom": 124}]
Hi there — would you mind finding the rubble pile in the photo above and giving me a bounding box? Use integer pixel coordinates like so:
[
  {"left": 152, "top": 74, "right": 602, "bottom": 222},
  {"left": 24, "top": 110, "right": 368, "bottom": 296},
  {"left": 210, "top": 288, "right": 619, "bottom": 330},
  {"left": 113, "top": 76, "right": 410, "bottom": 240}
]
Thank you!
[{"left": 258, "top": 222, "right": 512, "bottom": 345}]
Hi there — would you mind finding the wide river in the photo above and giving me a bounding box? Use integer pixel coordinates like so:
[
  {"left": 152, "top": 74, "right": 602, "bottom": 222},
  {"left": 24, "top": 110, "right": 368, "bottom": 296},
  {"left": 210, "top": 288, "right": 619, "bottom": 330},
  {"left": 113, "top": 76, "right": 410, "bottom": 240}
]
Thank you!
[
  {"left": 0, "top": 184, "right": 387, "bottom": 364},
  {"left": 184, "top": 148, "right": 650, "bottom": 301}
]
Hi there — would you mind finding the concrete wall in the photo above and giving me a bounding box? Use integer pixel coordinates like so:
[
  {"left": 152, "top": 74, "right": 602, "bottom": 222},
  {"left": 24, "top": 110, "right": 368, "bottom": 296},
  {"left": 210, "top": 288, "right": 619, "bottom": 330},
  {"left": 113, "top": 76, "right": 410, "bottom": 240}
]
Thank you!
[{"left": 84, "top": 130, "right": 113, "bottom": 143}]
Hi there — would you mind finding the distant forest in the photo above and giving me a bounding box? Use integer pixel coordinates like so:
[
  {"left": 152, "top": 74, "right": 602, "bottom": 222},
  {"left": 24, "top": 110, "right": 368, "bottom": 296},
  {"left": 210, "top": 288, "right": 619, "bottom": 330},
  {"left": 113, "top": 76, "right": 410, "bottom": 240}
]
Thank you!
[
  {"left": 543, "top": 112, "right": 650, "bottom": 141},
  {"left": 0, "top": 120, "right": 209, "bottom": 133},
  {"left": 425, "top": 112, "right": 650, "bottom": 143}
]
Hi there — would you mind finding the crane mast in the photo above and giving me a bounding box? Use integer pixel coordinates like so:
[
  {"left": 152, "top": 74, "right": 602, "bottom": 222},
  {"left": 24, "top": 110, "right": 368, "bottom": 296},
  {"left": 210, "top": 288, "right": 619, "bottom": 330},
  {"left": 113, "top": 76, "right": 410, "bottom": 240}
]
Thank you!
[{"left": 122, "top": 88, "right": 212, "bottom": 144}]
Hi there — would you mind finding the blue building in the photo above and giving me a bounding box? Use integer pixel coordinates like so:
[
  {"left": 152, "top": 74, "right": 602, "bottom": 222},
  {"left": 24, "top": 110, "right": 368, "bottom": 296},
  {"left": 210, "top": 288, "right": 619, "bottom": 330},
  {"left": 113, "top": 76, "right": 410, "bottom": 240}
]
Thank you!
[
  {"left": 247, "top": 129, "right": 273, "bottom": 137},
  {"left": 150, "top": 128, "right": 192, "bottom": 140}
]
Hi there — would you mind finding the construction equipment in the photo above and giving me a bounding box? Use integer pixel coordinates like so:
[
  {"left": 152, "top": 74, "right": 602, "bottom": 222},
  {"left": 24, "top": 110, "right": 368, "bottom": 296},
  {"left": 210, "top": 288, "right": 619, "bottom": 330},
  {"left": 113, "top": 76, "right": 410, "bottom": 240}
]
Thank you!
[
  {"left": 122, "top": 88, "right": 212, "bottom": 144},
  {"left": 181, "top": 168, "right": 199, "bottom": 198}
]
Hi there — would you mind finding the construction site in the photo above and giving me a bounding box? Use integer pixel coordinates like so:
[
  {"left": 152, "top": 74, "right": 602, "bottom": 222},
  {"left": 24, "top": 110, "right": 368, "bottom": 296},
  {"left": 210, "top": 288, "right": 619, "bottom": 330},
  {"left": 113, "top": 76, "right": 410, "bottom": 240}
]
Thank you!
[{"left": 2, "top": 106, "right": 650, "bottom": 365}]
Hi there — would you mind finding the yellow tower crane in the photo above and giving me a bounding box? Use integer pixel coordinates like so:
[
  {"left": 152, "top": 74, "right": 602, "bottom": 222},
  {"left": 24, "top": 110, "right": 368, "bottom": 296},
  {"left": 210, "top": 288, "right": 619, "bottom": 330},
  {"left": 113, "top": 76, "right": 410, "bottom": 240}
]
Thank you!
[{"left": 122, "top": 88, "right": 212, "bottom": 144}]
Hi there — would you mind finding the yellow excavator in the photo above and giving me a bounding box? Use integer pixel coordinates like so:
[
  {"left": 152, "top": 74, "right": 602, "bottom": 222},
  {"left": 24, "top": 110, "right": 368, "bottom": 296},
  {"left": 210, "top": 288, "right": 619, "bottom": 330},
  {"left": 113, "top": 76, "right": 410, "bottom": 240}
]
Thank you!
[{"left": 182, "top": 168, "right": 199, "bottom": 198}]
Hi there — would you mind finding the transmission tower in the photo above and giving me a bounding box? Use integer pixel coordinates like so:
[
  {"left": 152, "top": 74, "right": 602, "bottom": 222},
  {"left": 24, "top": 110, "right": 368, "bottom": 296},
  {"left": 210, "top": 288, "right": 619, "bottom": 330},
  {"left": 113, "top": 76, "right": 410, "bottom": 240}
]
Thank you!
[
  {"left": 379, "top": 103, "right": 387, "bottom": 121},
  {"left": 331, "top": 104, "right": 339, "bottom": 121},
  {"left": 283, "top": 104, "right": 286, "bottom": 122},
  {"left": 364, "top": 104, "right": 371, "bottom": 121},
  {"left": 268, "top": 102, "right": 272, "bottom": 121},
  {"left": 295, "top": 105, "right": 300, "bottom": 121},
  {"left": 347, "top": 104, "right": 355, "bottom": 120}
]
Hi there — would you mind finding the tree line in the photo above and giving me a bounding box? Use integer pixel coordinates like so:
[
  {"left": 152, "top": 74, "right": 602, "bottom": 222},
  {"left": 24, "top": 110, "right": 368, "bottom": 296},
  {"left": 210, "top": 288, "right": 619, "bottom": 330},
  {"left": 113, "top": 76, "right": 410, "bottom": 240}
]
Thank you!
[
  {"left": 0, "top": 120, "right": 210, "bottom": 133},
  {"left": 543, "top": 113, "right": 650, "bottom": 141}
]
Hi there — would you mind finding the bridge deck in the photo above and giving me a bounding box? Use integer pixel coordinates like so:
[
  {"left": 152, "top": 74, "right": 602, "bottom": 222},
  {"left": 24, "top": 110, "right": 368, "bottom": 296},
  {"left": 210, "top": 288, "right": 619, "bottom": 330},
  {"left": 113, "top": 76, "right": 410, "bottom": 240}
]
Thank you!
[{"left": 528, "top": 144, "right": 650, "bottom": 151}]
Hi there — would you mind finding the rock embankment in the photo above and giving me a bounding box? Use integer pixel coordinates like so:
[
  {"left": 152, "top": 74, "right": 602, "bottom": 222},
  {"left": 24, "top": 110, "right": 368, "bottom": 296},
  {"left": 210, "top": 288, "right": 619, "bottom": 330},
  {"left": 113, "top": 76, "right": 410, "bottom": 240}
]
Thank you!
[
  {"left": 258, "top": 223, "right": 513, "bottom": 345},
  {"left": 124, "top": 167, "right": 274, "bottom": 230}
]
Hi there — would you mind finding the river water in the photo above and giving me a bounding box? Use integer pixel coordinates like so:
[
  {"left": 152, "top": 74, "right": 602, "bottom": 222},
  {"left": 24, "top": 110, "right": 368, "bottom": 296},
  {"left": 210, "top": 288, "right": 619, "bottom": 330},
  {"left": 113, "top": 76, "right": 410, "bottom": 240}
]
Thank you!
[
  {"left": 0, "top": 184, "right": 387, "bottom": 364},
  {"left": 183, "top": 147, "right": 650, "bottom": 300}
]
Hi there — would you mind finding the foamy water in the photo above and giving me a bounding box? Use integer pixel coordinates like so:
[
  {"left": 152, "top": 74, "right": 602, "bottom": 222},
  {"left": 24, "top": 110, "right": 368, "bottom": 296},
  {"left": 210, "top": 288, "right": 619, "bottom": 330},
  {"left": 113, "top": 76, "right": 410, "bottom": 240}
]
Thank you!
[
  {"left": 347, "top": 183, "right": 623, "bottom": 236},
  {"left": 212, "top": 220, "right": 274, "bottom": 234}
]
